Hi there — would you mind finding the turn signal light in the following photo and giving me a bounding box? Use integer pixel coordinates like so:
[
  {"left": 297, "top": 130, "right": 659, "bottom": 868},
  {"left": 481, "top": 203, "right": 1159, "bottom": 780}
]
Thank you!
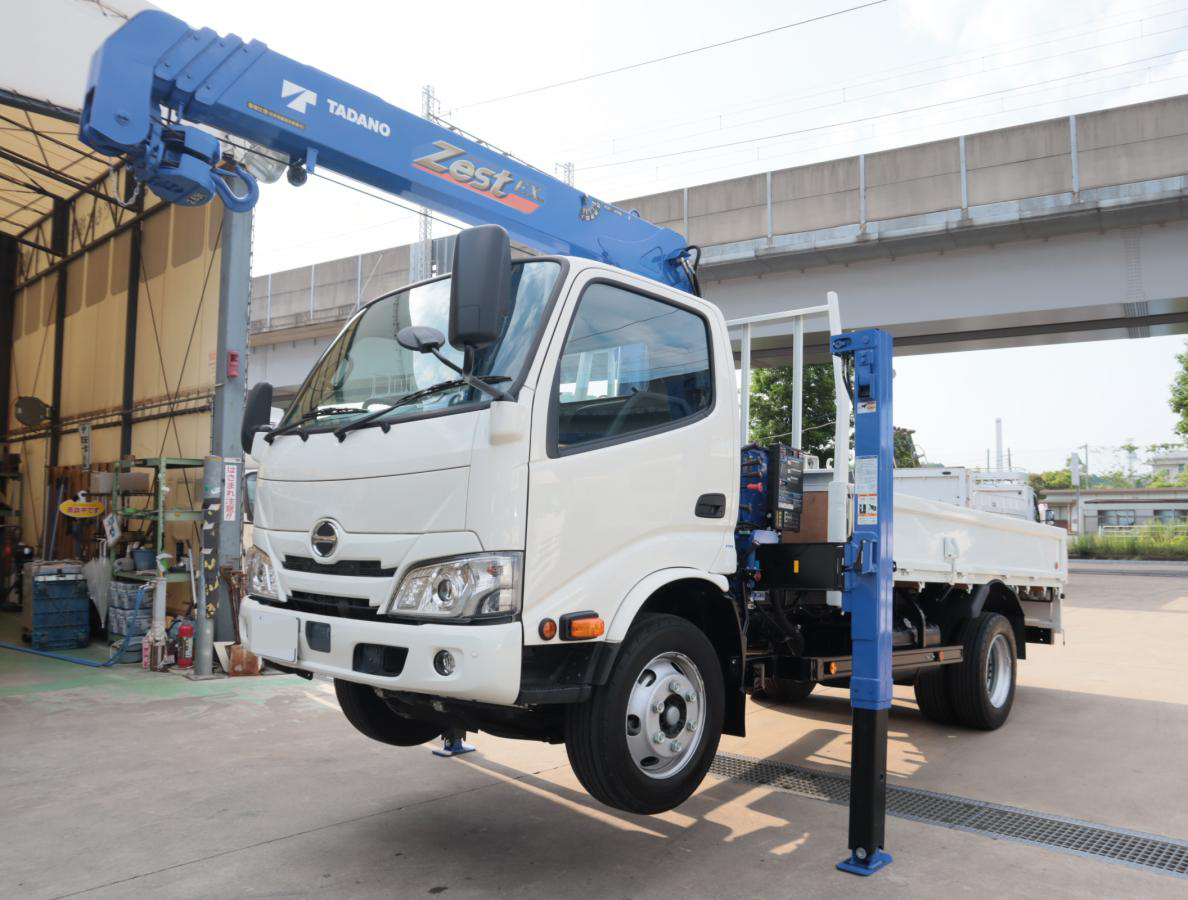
[
  {"left": 562, "top": 614, "right": 605, "bottom": 641},
  {"left": 539, "top": 619, "right": 558, "bottom": 640},
  {"left": 827, "top": 661, "right": 839, "bottom": 675}
]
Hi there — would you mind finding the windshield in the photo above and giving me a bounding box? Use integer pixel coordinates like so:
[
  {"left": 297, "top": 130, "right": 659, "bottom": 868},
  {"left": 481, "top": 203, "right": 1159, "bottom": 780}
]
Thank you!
[{"left": 279, "top": 260, "right": 561, "bottom": 431}]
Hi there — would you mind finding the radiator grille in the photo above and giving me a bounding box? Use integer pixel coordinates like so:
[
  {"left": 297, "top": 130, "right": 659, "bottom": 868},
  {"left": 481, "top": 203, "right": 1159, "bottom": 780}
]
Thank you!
[
  {"left": 270, "top": 592, "right": 378, "bottom": 620},
  {"left": 283, "top": 555, "right": 396, "bottom": 578}
]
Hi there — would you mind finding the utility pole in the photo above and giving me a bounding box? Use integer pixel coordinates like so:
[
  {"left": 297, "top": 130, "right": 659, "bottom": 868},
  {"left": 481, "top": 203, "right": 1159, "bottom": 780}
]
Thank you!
[
  {"left": 194, "top": 188, "right": 251, "bottom": 677},
  {"left": 1069, "top": 451, "right": 1084, "bottom": 536},
  {"left": 412, "top": 85, "right": 438, "bottom": 282},
  {"left": 556, "top": 161, "right": 575, "bottom": 186}
]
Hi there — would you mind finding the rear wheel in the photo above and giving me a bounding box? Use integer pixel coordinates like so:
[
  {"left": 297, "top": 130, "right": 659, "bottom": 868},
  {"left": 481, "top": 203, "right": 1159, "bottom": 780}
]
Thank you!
[
  {"left": 948, "top": 612, "right": 1017, "bottom": 730},
  {"left": 334, "top": 679, "right": 444, "bottom": 746},
  {"left": 565, "top": 613, "right": 724, "bottom": 814},
  {"left": 913, "top": 667, "right": 956, "bottom": 724}
]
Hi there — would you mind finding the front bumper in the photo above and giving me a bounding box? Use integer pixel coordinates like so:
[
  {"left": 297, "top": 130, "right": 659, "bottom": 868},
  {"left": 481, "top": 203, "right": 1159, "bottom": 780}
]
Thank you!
[{"left": 240, "top": 597, "right": 523, "bottom": 705}]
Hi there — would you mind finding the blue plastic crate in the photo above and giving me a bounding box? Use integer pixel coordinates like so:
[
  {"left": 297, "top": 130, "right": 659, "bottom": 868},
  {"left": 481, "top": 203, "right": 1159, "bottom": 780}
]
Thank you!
[
  {"left": 29, "top": 594, "right": 91, "bottom": 650},
  {"left": 31, "top": 624, "right": 91, "bottom": 650},
  {"left": 32, "top": 579, "right": 89, "bottom": 601},
  {"left": 31, "top": 594, "right": 90, "bottom": 625}
]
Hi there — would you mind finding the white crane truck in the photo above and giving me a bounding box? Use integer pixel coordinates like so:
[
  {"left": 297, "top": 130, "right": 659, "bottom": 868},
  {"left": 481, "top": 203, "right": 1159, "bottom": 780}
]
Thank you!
[
  {"left": 80, "top": 11, "right": 1067, "bottom": 839},
  {"left": 235, "top": 252, "right": 1065, "bottom": 815}
]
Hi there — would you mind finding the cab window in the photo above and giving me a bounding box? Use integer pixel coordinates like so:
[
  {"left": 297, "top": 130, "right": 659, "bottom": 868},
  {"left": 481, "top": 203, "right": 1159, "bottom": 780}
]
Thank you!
[{"left": 554, "top": 283, "right": 712, "bottom": 452}]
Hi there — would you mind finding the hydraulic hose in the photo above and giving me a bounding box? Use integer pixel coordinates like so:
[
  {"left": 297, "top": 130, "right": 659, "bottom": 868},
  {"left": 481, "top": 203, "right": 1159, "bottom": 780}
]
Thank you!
[{"left": 0, "top": 586, "right": 146, "bottom": 667}]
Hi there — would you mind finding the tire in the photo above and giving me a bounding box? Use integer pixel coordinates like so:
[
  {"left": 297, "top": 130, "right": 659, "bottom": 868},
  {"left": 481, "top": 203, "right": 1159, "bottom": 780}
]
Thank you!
[
  {"left": 947, "top": 612, "right": 1017, "bottom": 730},
  {"left": 565, "top": 613, "right": 724, "bottom": 815},
  {"left": 913, "top": 667, "right": 956, "bottom": 724},
  {"left": 334, "top": 679, "right": 444, "bottom": 746},
  {"left": 754, "top": 672, "right": 815, "bottom": 704}
]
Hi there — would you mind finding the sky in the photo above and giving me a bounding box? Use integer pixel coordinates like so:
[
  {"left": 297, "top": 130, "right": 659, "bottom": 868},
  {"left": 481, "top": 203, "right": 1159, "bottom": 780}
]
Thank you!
[{"left": 159, "top": 0, "right": 1188, "bottom": 473}]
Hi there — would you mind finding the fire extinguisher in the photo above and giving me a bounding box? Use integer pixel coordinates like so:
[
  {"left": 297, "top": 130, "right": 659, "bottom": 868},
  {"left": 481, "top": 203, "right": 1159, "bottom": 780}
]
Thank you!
[{"left": 177, "top": 622, "right": 194, "bottom": 669}]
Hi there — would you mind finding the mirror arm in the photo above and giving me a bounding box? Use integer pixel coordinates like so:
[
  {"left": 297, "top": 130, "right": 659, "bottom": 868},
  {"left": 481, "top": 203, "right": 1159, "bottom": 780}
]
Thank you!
[{"left": 429, "top": 347, "right": 513, "bottom": 402}]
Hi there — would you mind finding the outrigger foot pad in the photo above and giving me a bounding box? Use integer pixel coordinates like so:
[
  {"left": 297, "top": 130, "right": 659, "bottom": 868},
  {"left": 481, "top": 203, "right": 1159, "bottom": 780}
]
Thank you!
[
  {"left": 836, "top": 849, "right": 892, "bottom": 876},
  {"left": 432, "top": 736, "right": 476, "bottom": 757}
]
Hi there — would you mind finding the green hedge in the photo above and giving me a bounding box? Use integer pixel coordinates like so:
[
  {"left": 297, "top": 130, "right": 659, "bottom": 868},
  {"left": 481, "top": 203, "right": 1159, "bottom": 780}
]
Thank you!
[{"left": 1069, "top": 524, "right": 1188, "bottom": 560}]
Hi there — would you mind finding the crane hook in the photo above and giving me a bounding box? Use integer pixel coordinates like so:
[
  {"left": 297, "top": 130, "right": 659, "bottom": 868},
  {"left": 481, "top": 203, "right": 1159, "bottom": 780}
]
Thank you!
[{"left": 210, "top": 164, "right": 260, "bottom": 213}]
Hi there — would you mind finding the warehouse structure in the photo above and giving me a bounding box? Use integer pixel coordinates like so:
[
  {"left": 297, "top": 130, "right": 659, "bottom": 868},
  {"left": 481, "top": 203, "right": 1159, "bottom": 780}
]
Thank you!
[{"left": 0, "top": 0, "right": 248, "bottom": 649}]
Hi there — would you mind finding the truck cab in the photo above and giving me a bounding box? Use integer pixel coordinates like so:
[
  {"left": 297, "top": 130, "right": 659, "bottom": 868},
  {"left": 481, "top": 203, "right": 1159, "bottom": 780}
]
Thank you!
[{"left": 242, "top": 245, "right": 745, "bottom": 814}]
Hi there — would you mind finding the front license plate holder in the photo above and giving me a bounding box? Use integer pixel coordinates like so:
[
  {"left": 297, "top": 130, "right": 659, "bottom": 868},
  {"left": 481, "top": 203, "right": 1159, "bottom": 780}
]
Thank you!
[{"left": 250, "top": 609, "right": 299, "bottom": 662}]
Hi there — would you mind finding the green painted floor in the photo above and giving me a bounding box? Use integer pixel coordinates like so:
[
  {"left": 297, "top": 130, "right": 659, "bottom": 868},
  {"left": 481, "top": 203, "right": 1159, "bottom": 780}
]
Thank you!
[{"left": 0, "top": 609, "right": 290, "bottom": 704}]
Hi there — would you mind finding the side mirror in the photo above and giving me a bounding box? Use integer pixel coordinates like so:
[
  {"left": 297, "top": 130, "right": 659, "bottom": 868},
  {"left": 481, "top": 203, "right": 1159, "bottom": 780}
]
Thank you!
[
  {"left": 396, "top": 325, "right": 446, "bottom": 353},
  {"left": 241, "top": 382, "right": 273, "bottom": 454},
  {"left": 449, "top": 224, "right": 511, "bottom": 350},
  {"left": 243, "top": 470, "right": 257, "bottom": 523}
]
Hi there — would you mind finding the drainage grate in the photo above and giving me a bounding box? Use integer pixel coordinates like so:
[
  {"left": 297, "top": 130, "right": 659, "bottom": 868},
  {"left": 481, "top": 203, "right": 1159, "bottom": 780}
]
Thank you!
[{"left": 710, "top": 751, "right": 1188, "bottom": 879}]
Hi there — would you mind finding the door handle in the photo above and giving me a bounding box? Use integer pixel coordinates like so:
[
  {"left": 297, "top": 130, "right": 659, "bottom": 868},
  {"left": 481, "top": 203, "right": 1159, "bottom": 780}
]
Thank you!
[{"left": 695, "top": 493, "right": 727, "bottom": 519}]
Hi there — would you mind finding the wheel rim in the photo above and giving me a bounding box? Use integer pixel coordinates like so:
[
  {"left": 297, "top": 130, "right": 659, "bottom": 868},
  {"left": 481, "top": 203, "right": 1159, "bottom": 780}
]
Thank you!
[
  {"left": 624, "top": 651, "right": 706, "bottom": 780},
  {"left": 985, "top": 633, "right": 1013, "bottom": 708}
]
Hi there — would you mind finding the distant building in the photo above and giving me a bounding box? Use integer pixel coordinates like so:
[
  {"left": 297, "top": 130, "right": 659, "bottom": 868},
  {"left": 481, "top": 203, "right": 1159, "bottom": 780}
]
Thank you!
[
  {"left": 1041, "top": 487, "right": 1188, "bottom": 533},
  {"left": 1149, "top": 449, "right": 1188, "bottom": 480}
]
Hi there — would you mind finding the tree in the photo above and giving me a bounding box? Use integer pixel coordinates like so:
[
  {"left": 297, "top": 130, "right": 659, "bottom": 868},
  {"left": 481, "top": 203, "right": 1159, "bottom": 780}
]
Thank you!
[
  {"left": 894, "top": 427, "right": 920, "bottom": 468},
  {"left": 1028, "top": 469, "right": 1072, "bottom": 492},
  {"left": 749, "top": 365, "right": 921, "bottom": 466},
  {"left": 749, "top": 364, "right": 837, "bottom": 462},
  {"left": 1172, "top": 340, "right": 1188, "bottom": 437}
]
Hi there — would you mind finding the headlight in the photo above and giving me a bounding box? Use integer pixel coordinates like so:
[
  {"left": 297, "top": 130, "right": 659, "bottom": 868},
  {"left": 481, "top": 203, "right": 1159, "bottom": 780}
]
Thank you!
[
  {"left": 246, "top": 545, "right": 279, "bottom": 600},
  {"left": 390, "top": 553, "right": 522, "bottom": 620}
]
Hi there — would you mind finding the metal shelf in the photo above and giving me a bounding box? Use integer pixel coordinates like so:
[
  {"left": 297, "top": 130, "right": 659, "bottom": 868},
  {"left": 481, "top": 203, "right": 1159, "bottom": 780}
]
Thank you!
[
  {"left": 119, "top": 509, "right": 204, "bottom": 522},
  {"left": 115, "top": 456, "right": 205, "bottom": 471},
  {"left": 110, "top": 456, "right": 206, "bottom": 574},
  {"left": 115, "top": 571, "right": 193, "bottom": 583}
]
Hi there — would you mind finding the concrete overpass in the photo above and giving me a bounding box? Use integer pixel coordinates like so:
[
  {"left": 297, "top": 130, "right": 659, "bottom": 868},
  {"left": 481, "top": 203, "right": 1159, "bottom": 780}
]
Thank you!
[{"left": 248, "top": 93, "right": 1188, "bottom": 393}]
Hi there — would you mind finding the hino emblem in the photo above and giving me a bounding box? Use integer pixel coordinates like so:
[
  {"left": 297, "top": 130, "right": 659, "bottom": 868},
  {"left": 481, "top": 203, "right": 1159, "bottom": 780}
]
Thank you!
[{"left": 311, "top": 519, "right": 339, "bottom": 557}]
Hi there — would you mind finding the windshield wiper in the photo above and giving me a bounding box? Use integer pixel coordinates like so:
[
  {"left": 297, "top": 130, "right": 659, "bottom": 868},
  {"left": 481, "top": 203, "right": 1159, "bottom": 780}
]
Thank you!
[
  {"left": 264, "top": 406, "right": 366, "bottom": 443},
  {"left": 333, "top": 376, "right": 512, "bottom": 442}
]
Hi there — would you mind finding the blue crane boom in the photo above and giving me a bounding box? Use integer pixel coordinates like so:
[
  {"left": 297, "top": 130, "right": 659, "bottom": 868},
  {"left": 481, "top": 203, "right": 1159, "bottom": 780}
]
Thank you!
[{"left": 79, "top": 10, "right": 695, "bottom": 292}]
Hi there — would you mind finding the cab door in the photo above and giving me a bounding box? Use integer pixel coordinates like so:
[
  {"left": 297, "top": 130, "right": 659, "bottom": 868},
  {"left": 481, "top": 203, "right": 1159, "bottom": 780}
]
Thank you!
[{"left": 523, "top": 270, "right": 737, "bottom": 635}]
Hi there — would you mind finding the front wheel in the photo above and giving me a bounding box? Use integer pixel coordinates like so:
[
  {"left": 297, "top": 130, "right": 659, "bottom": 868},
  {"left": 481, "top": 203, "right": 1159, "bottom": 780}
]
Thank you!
[
  {"left": 565, "top": 614, "right": 724, "bottom": 814},
  {"left": 334, "top": 679, "right": 444, "bottom": 746}
]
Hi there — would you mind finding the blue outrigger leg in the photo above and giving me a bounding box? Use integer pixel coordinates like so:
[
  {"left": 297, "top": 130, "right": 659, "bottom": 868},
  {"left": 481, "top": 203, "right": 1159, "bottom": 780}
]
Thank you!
[{"left": 831, "top": 329, "right": 895, "bottom": 876}]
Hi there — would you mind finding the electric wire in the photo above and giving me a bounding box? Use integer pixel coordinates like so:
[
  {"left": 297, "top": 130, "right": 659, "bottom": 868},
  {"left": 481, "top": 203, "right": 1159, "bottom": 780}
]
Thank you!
[
  {"left": 216, "top": 132, "right": 471, "bottom": 234},
  {"left": 137, "top": 216, "right": 225, "bottom": 536},
  {"left": 593, "top": 64, "right": 1188, "bottom": 198},
  {"left": 583, "top": 46, "right": 1188, "bottom": 171},
  {"left": 450, "top": 0, "right": 890, "bottom": 111},
  {"left": 570, "top": 21, "right": 1188, "bottom": 168},
  {"left": 543, "top": 2, "right": 1188, "bottom": 158}
]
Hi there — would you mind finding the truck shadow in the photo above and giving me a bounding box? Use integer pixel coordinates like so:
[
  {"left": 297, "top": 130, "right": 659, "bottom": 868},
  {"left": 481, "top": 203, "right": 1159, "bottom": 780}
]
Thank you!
[{"left": 269, "top": 672, "right": 1188, "bottom": 896}]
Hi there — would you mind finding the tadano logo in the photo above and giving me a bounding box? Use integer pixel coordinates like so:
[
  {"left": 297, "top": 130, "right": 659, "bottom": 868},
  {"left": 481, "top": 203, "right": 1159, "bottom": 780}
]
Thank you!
[{"left": 282, "top": 80, "right": 317, "bottom": 114}]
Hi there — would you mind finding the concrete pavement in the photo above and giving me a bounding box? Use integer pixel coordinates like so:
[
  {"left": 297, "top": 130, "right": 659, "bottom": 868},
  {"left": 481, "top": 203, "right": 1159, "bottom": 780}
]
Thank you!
[{"left": 1, "top": 571, "right": 1186, "bottom": 898}]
